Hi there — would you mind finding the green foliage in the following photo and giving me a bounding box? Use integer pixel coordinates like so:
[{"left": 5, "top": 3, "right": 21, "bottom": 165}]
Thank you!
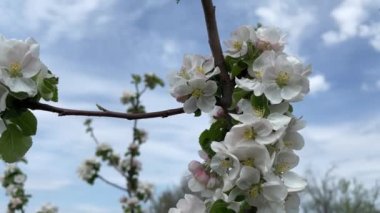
[
  {"left": 144, "top": 73, "right": 164, "bottom": 90},
  {"left": 210, "top": 200, "right": 235, "bottom": 213},
  {"left": 7, "top": 110, "right": 38, "bottom": 136},
  {"left": 0, "top": 124, "right": 32, "bottom": 163},
  {"left": 231, "top": 87, "right": 250, "bottom": 109},
  {"left": 199, "top": 119, "right": 229, "bottom": 157},
  {"left": 38, "top": 74, "right": 59, "bottom": 102},
  {"left": 250, "top": 94, "right": 270, "bottom": 117}
]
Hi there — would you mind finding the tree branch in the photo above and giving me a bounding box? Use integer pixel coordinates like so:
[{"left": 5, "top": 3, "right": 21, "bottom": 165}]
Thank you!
[
  {"left": 201, "top": 0, "right": 234, "bottom": 110},
  {"left": 97, "top": 174, "right": 128, "bottom": 192},
  {"left": 17, "top": 100, "right": 184, "bottom": 120}
]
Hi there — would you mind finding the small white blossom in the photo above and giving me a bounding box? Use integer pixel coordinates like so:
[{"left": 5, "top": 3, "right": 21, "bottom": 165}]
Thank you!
[
  {"left": 225, "top": 25, "right": 256, "bottom": 57},
  {"left": 172, "top": 78, "right": 217, "bottom": 113},
  {"left": 169, "top": 194, "right": 206, "bottom": 213},
  {"left": 256, "top": 27, "right": 286, "bottom": 52},
  {"left": 0, "top": 36, "right": 44, "bottom": 97},
  {"left": 37, "top": 203, "right": 58, "bottom": 213}
]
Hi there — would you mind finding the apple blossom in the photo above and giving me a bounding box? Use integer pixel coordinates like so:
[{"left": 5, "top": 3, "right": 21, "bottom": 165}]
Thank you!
[
  {"left": 172, "top": 78, "right": 217, "bottom": 113},
  {"left": 169, "top": 194, "right": 206, "bottom": 213},
  {"left": 0, "top": 36, "right": 44, "bottom": 97}
]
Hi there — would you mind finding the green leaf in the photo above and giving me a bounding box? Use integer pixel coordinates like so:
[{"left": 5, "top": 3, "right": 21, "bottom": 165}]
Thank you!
[
  {"left": 194, "top": 109, "right": 202, "bottom": 117},
  {"left": 0, "top": 124, "right": 32, "bottom": 163},
  {"left": 9, "top": 110, "right": 37, "bottom": 136},
  {"left": 210, "top": 200, "right": 235, "bottom": 213},
  {"left": 199, "top": 119, "right": 229, "bottom": 157},
  {"left": 230, "top": 87, "right": 251, "bottom": 110},
  {"left": 38, "top": 76, "right": 59, "bottom": 102},
  {"left": 250, "top": 94, "right": 270, "bottom": 117},
  {"left": 231, "top": 63, "right": 242, "bottom": 77}
]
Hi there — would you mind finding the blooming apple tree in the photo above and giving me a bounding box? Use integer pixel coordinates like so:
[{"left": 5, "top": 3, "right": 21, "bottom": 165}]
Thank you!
[
  {"left": 78, "top": 73, "right": 162, "bottom": 213},
  {"left": 0, "top": 0, "right": 312, "bottom": 212}
]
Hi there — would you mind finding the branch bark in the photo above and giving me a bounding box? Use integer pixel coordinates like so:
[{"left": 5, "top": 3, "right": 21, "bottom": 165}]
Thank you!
[
  {"left": 17, "top": 100, "right": 184, "bottom": 120},
  {"left": 201, "top": 0, "right": 234, "bottom": 110}
]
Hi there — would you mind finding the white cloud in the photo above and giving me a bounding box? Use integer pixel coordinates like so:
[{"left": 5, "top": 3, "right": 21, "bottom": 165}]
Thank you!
[
  {"left": 254, "top": 0, "right": 316, "bottom": 55},
  {"left": 322, "top": 0, "right": 380, "bottom": 51},
  {"left": 309, "top": 74, "right": 330, "bottom": 94},
  {"left": 0, "top": 0, "right": 116, "bottom": 42},
  {"left": 300, "top": 115, "right": 380, "bottom": 186}
]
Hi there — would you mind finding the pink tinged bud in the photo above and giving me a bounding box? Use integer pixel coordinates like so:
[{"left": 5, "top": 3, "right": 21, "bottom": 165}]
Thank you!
[
  {"left": 214, "top": 106, "right": 225, "bottom": 119},
  {"left": 188, "top": 160, "right": 203, "bottom": 173},
  {"left": 194, "top": 169, "right": 210, "bottom": 184}
]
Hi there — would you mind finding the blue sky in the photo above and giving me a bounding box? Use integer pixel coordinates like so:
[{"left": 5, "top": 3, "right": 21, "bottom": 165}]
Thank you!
[{"left": 1, "top": 0, "right": 380, "bottom": 212}]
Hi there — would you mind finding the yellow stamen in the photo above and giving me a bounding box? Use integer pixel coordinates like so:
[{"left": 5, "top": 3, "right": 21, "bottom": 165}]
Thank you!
[
  {"left": 242, "top": 158, "right": 255, "bottom": 167},
  {"left": 221, "top": 158, "right": 232, "bottom": 169},
  {"left": 178, "top": 68, "right": 191, "bottom": 80},
  {"left": 253, "top": 70, "right": 263, "bottom": 80},
  {"left": 243, "top": 127, "right": 257, "bottom": 140},
  {"left": 233, "top": 41, "right": 242, "bottom": 50},
  {"left": 276, "top": 71, "right": 289, "bottom": 88},
  {"left": 9, "top": 63, "right": 22, "bottom": 77},
  {"left": 196, "top": 66, "right": 204, "bottom": 74},
  {"left": 275, "top": 163, "right": 290, "bottom": 173},
  {"left": 192, "top": 89, "right": 203, "bottom": 98},
  {"left": 249, "top": 184, "right": 261, "bottom": 198}
]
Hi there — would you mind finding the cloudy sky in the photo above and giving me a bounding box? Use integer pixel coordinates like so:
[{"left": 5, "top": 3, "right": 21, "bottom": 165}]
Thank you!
[{"left": 1, "top": 0, "right": 380, "bottom": 212}]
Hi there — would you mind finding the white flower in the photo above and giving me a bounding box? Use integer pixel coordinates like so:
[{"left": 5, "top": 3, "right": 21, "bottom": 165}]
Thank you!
[
  {"left": 13, "top": 174, "right": 26, "bottom": 184},
  {"left": 96, "top": 143, "right": 112, "bottom": 152},
  {"left": 273, "top": 151, "right": 299, "bottom": 174},
  {"left": 210, "top": 142, "right": 240, "bottom": 191},
  {"left": 224, "top": 119, "right": 276, "bottom": 147},
  {"left": 169, "top": 194, "right": 206, "bottom": 213},
  {"left": 120, "top": 90, "right": 135, "bottom": 104},
  {"left": 172, "top": 78, "right": 217, "bottom": 113},
  {"left": 261, "top": 51, "right": 309, "bottom": 104},
  {"left": 285, "top": 193, "right": 300, "bottom": 213},
  {"left": 230, "top": 143, "right": 271, "bottom": 174},
  {"left": 77, "top": 158, "right": 99, "bottom": 181},
  {"left": 282, "top": 171, "right": 307, "bottom": 193},
  {"left": 225, "top": 25, "right": 256, "bottom": 57},
  {"left": 235, "top": 50, "right": 275, "bottom": 96},
  {"left": 0, "top": 36, "right": 44, "bottom": 97},
  {"left": 256, "top": 27, "right": 286, "bottom": 52},
  {"left": 37, "top": 203, "right": 58, "bottom": 213}
]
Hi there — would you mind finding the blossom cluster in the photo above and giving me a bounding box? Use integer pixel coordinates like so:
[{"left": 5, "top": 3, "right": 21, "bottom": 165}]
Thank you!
[
  {"left": 169, "top": 55, "right": 220, "bottom": 114},
  {"left": 1, "top": 164, "right": 30, "bottom": 212},
  {"left": 0, "top": 36, "right": 58, "bottom": 163},
  {"left": 36, "top": 203, "right": 59, "bottom": 213},
  {"left": 169, "top": 25, "right": 310, "bottom": 212}
]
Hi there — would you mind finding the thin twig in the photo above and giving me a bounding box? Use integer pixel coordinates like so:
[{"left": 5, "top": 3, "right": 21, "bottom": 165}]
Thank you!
[
  {"left": 201, "top": 0, "right": 234, "bottom": 110},
  {"left": 97, "top": 174, "right": 128, "bottom": 192},
  {"left": 17, "top": 100, "right": 184, "bottom": 120}
]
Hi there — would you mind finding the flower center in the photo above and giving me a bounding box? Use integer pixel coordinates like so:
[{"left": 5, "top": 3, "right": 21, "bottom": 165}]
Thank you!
[
  {"left": 196, "top": 66, "right": 204, "bottom": 75},
  {"left": 233, "top": 41, "right": 242, "bottom": 51},
  {"left": 253, "top": 70, "right": 263, "bottom": 80},
  {"left": 276, "top": 71, "right": 289, "bottom": 88},
  {"left": 275, "top": 163, "right": 290, "bottom": 173},
  {"left": 249, "top": 184, "right": 261, "bottom": 199},
  {"left": 178, "top": 68, "right": 191, "bottom": 80},
  {"left": 242, "top": 158, "right": 255, "bottom": 167},
  {"left": 221, "top": 158, "right": 232, "bottom": 169},
  {"left": 243, "top": 127, "right": 257, "bottom": 140},
  {"left": 254, "top": 107, "right": 265, "bottom": 118},
  {"left": 192, "top": 89, "right": 203, "bottom": 98},
  {"left": 9, "top": 63, "right": 22, "bottom": 77}
]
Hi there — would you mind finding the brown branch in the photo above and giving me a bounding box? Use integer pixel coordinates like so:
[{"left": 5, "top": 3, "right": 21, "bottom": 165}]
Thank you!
[
  {"left": 201, "top": 0, "right": 234, "bottom": 110},
  {"left": 97, "top": 174, "right": 128, "bottom": 192},
  {"left": 17, "top": 100, "right": 184, "bottom": 120}
]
